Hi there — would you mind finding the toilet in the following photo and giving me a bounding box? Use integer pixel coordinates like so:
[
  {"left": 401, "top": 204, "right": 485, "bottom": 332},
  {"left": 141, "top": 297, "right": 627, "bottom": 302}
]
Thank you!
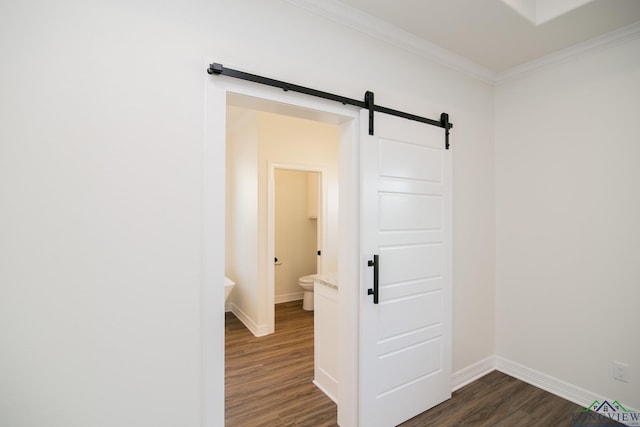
[{"left": 298, "top": 275, "right": 315, "bottom": 311}]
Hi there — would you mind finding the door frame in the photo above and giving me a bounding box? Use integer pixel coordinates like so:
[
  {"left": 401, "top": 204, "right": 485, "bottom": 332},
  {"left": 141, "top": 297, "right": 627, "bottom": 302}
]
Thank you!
[
  {"left": 204, "top": 76, "right": 361, "bottom": 427},
  {"left": 268, "top": 163, "right": 326, "bottom": 330}
]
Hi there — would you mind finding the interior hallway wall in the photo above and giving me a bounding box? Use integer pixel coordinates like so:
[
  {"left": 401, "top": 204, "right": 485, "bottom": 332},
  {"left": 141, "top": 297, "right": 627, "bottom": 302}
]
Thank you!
[
  {"left": 0, "top": 1, "right": 495, "bottom": 425},
  {"left": 495, "top": 35, "right": 640, "bottom": 409},
  {"left": 225, "top": 107, "right": 259, "bottom": 314}
]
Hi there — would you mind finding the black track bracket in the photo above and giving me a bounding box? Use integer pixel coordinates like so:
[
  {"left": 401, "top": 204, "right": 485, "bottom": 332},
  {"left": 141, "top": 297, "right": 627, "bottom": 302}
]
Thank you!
[{"left": 365, "top": 91, "right": 375, "bottom": 136}]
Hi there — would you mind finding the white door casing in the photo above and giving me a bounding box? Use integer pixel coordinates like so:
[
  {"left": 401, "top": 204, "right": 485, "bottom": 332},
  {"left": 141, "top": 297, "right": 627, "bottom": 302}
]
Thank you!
[{"left": 360, "top": 111, "right": 452, "bottom": 426}]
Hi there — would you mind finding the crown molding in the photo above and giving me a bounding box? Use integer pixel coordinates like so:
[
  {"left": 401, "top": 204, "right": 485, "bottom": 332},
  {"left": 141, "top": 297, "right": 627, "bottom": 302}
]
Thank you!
[
  {"left": 286, "top": 0, "right": 640, "bottom": 87},
  {"left": 495, "top": 20, "right": 640, "bottom": 84},
  {"left": 285, "top": 0, "right": 497, "bottom": 84}
]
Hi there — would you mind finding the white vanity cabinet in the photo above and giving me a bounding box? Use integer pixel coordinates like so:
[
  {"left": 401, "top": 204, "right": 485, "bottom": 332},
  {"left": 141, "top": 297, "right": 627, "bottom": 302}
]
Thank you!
[{"left": 313, "top": 273, "right": 338, "bottom": 402}]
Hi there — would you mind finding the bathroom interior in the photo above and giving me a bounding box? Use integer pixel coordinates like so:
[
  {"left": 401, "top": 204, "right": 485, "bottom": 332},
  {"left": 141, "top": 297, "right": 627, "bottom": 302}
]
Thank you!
[
  {"left": 223, "top": 98, "right": 341, "bottom": 402},
  {"left": 273, "top": 168, "right": 320, "bottom": 311}
]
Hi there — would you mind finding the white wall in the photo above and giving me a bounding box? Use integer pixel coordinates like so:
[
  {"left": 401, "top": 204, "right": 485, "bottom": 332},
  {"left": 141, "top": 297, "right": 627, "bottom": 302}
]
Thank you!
[
  {"left": 225, "top": 108, "right": 259, "bottom": 314},
  {"left": 274, "top": 170, "right": 318, "bottom": 300},
  {"left": 495, "top": 36, "right": 640, "bottom": 408},
  {"left": 0, "top": 0, "right": 495, "bottom": 425}
]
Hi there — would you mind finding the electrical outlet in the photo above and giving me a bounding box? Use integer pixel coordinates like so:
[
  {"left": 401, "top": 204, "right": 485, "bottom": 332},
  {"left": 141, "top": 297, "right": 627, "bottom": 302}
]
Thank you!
[{"left": 614, "top": 361, "right": 629, "bottom": 383}]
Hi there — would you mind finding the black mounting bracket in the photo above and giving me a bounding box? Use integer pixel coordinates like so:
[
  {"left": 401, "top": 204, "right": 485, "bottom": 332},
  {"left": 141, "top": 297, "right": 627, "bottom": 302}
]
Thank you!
[
  {"left": 365, "top": 91, "right": 375, "bottom": 136},
  {"left": 440, "top": 113, "right": 450, "bottom": 150}
]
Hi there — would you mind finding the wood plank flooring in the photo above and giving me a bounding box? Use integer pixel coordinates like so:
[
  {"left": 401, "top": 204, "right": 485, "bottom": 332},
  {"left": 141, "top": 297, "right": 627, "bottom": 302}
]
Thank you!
[
  {"left": 225, "top": 301, "right": 337, "bottom": 426},
  {"left": 226, "top": 301, "right": 615, "bottom": 426}
]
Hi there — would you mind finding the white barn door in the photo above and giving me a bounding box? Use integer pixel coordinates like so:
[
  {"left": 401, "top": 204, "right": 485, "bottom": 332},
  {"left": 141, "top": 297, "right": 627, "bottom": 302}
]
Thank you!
[{"left": 360, "top": 111, "right": 452, "bottom": 426}]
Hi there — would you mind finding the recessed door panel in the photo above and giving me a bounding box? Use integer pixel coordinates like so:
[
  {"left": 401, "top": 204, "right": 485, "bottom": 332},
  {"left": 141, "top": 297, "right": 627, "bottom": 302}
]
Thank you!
[
  {"left": 378, "top": 291, "right": 443, "bottom": 340},
  {"left": 379, "top": 138, "right": 443, "bottom": 183},
  {"left": 379, "top": 244, "right": 442, "bottom": 285},
  {"left": 379, "top": 194, "right": 442, "bottom": 231},
  {"left": 377, "top": 337, "right": 443, "bottom": 396}
]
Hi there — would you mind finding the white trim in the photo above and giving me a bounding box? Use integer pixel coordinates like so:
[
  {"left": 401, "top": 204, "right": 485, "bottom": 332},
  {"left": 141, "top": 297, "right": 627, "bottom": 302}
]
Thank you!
[
  {"left": 285, "top": 0, "right": 496, "bottom": 84},
  {"left": 452, "top": 355, "right": 496, "bottom": 392},
  {"left": 274, "top": 292, "right": 304, "bottom": 304},
  {"left": 313, "top": 378, "right": 338, "bottom": 404},
  {"left": 203, "top": 78, "right": 226, "bottom": 427},
  {"left": 229, "top": 303, "right": 270, "bottom": 337},
  {"left": 495, "top": 356, "right": 612, "bottom": 410},
  {"left": 496, "top": 21, "right": 640, "bottom": 84},
  {"left": 336, "top": 118, "right": 360, "bottom": 427}
]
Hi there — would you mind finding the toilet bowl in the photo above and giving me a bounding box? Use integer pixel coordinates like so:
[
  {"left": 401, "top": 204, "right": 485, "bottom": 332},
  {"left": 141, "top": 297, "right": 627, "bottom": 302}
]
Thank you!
[{"left": 298, "top": 275, "right": 315, "bottom": 311}]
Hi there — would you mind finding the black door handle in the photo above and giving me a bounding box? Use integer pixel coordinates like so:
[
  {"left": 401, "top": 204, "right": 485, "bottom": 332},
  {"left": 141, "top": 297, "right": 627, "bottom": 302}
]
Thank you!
[{"left": 367, "top": 254, "right": 379, "bottom": 304}]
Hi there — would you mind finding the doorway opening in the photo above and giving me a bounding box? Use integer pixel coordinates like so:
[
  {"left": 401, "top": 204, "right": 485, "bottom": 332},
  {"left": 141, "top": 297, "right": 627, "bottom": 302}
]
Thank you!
[
  {"left": 272, "top": 167, "right": 322, "bottom": 308},
  {"left": 225, "top": 105, "right": 338, "bottom": 335},
  {"left": 210, "top": 87, "right": 360, "bottom": 427}
]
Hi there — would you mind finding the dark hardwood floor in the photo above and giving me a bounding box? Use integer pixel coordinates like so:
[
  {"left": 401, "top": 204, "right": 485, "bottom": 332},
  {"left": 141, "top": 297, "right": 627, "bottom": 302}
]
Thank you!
[
  {"left": 225, "top": 301, "right": 611, "bottom": 426},
  {"left": 398, "top": 370, "right": 621, "bottom": 427}
]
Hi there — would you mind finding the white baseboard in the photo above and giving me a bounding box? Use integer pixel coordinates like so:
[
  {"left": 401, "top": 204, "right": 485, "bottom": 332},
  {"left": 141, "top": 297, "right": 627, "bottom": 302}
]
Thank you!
[
  {"left": 452, "top": 355, "right": 496, "bottom": 392},
  {"left": 274, "top": 292, "right": 303, "bottom": 304},
  {"left": 229, "top": 303, "right": 269, "bottom": 337},
  {"left": 453, "top": 356, "right": 640, "bottom": 426},
  {"left": 495, "top": 356, "right": 607, "bottom": 410},
  {"left": 313, "top": 379, "right": 338, "bottom": 404}
]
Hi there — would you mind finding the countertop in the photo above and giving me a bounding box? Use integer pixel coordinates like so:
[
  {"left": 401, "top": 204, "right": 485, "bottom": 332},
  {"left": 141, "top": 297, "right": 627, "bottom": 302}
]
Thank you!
[{"left": 313, "top": 272, "right": 338, "bottom": 289}]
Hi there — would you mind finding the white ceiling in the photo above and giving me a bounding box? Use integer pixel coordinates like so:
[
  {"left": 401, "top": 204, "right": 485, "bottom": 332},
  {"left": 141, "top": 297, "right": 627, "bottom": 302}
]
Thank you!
[{"left": 290, "top": 0, "right": 640, "bottom": 81}]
